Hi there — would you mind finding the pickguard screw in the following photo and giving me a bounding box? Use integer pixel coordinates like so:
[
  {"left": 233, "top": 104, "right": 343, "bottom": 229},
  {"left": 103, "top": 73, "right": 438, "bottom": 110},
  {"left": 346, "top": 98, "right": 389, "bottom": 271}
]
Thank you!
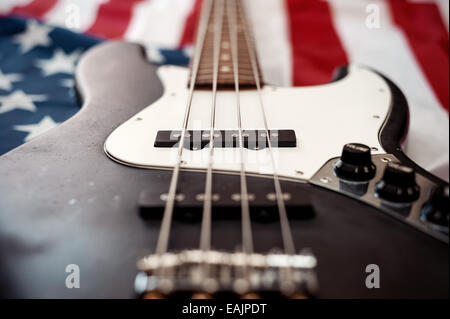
[
  {"left": 296, "top": 170, "right": 304, "bottom": 176},
  {"left": 381, "top": 157, "right": 392, "bottom": 163},
  {"left": 320, "top": 177, "right": 332, "bottom": 184},
  {"left": 371, "top": 147, "right": 379, "bottom": 152},
  {"left": 373, "top": 115, "right": 380, "bottom": 119}
]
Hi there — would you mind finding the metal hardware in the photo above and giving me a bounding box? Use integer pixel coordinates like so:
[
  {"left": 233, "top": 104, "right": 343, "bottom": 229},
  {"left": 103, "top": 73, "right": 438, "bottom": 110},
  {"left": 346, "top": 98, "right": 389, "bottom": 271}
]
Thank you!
[{"left": 135, "top": 250, "right": 318, "bottom": 298}]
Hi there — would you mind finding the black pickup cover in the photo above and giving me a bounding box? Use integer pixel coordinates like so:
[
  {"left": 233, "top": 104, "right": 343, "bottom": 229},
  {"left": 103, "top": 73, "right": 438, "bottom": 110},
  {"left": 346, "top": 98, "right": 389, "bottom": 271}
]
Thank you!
[
  {"left": 138, "top": 174, "right": 314, "bottom": 223},
  {"left": 154, "top": 129, "right": 297, "bottom": 150}
]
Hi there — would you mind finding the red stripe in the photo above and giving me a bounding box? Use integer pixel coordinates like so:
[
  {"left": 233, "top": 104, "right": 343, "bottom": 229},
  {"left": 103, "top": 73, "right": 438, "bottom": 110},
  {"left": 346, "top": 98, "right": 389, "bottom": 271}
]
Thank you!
[
  {"left": 10, "top": 0, "right": 58, "bottom": 19},
  {"left": 178, "top": 0, "right": 202, "bottom": 47},
  {"left": 286, "top": 0, "right": 348, "bottom": 86},
  {"left": 87, "top": 0, "right": 144, "bottom": 39},
  {"left": 388, "top": 0, "right": 449, "bottom": 112}
]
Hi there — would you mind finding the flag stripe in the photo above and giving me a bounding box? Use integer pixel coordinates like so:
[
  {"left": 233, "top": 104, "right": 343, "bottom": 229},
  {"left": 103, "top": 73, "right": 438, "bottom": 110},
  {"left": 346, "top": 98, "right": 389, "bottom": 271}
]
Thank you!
[
  {"left": 329, "top": 0, "right": 449, "bottom": 179},
  {"left": 435, "top": 0, "right": 449, "bottom": 31},
  {"left": 285, "top": 0, "right": 348, "bottom": 86},
  {"left": 125, "top": 0, "right": 195, "bottom": 49},
  {"left": 87, "top": 0, "right": 143, "bottom": 39},
  {"left": 10, "top": 0, "right": 58, "bottom": 19},
  {"left": 178, "top": 0, "right": 202, "bottom": 47},
  {"left": 388, "top": 0, "right": 449, "bottom": 112},
  {"left": 245, "top": 0, "right": 293, "bottom": 87},
  {"left": 0, "top": 0, "right": 34, "bottom": 14},
  {"left": 45, "top": 0, "right": 108, "bottom": 32}
]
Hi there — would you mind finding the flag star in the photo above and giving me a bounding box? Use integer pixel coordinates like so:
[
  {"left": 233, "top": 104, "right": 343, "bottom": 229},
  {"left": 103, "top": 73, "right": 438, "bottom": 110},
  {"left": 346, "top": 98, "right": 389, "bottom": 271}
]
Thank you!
[
  {"left": 0, "top": 90, "right": 47, "bottom": 114},
  {"left": 13, "top": 22, "right": 53, "bottom": 53},
  {"left": 146, "top": 46, "right": 165, "bottom": 64},
  {"left": 183, "top": 46, "right": 194, "bottom": 58},
  {"left": 60, "top": 78, "right": 75, "bottom": 88},
  {"left": 14, "top": 116, "right": 60, "bottom": 142},
  {"left": 37, "top": 49, "right": 81, "bottom": 76},
  {"left": 0, "top": 70, "right": 23, "bottom": 91}
]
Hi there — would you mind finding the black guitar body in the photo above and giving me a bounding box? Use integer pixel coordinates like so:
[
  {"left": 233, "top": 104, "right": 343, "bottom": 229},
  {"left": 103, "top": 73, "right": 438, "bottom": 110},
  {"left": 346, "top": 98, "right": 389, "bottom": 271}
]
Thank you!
[{"left": 0, "top": 42, "right": 448, "bottom": 298}]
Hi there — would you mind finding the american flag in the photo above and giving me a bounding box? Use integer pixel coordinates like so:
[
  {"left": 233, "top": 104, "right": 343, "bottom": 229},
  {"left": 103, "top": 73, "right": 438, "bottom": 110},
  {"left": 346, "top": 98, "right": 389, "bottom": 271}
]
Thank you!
[{"left": 0, "top": 0, "right": 448, "bottom": 181}]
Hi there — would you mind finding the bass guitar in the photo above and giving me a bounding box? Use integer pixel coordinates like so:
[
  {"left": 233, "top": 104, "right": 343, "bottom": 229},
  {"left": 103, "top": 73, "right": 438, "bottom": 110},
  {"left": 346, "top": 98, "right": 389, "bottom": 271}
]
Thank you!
[{"left": 0, "top": 0, "right": 448, "bottom": 299}]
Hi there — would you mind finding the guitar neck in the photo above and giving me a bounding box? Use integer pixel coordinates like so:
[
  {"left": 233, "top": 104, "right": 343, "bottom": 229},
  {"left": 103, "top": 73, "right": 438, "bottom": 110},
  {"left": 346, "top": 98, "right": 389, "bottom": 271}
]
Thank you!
[{"left": 190, "top": 0, "right": 264, "bottom": 90}]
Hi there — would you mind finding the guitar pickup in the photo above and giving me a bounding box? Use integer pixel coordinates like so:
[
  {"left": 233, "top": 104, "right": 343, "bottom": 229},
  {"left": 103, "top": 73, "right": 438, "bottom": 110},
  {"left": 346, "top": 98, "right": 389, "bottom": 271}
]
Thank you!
[{"left": 154, "top": 129, "right": 297, "bottom": 150}]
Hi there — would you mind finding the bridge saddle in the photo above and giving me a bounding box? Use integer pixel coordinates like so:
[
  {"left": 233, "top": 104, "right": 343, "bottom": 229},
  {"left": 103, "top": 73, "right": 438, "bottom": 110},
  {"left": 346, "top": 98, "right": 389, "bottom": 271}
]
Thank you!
[{"left": 135, "top": 250, "right": 318, "bottom": 299}]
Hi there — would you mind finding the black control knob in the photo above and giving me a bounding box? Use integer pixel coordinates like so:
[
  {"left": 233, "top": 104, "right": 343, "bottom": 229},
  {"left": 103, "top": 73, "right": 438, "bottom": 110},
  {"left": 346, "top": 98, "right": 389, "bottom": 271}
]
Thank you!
[
  {"left": 376, "top": 162, "right": 420, "bottom": 203},
  {"left": 422, "top": 185, "right": 449, "bottom": 227},
  {"left": 334, "top": 143, "right": 376, "bottom": 182}
]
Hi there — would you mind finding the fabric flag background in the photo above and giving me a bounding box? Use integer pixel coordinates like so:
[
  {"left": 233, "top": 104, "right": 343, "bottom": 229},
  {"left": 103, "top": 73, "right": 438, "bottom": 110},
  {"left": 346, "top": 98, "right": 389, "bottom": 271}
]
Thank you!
[{"left": 0, "top": 0, "right": 448, "bottom": 181}]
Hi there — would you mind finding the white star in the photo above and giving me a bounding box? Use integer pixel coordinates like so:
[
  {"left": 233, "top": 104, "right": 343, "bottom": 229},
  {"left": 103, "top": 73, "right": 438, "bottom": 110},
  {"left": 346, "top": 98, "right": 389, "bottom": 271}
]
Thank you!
[
  {"left": 0, "top": 70, "right": 23, "bottom": 91},
  {"left": 14, "top": 116, "right": 60, "bottom": 142},
  {"left": 183, "top": 46, "right": 194, "bottom": 58},
  {"left": 0, "top": 90, "right": 47, "bottom": 114},
  {"left": 13, "top": 22, "right": 53, "bottom": 53},
  {"left": 60, "top": 78, "right": 75, "bottom": 88},
  {"left": 36, "top": 49, "right": 81, "bottom": 76},
  {"left": 146, "top": 46, "right": 165, "bottom": 64}
]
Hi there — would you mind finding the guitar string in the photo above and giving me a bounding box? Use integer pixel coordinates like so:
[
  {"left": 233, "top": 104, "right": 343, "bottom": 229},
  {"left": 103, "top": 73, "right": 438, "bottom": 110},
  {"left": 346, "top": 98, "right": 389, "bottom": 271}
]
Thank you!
[
  {"left": 237, "top": 0, "right": 296, "bottom": 255},
  {"left": 155, "top": 0, "right": 213, "bottom": 256},
  {"left": 199, "top": 0, "right": 224, "bottom": 261},
  {"left": 227, "top": 0, "right": 254, "bottom": 257}
]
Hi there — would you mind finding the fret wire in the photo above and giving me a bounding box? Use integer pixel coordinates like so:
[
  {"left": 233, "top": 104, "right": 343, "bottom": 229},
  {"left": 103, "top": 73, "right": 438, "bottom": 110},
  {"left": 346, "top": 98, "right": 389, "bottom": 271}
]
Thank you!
[
  {"left": 193, "top": 0, "right": 263, "bottom": 89},
  {"left": 238, "top": 0, "right": 296, "bottom": 256},
  {"left": 155, "top": 0, "right": 213, "bottom": 256}
]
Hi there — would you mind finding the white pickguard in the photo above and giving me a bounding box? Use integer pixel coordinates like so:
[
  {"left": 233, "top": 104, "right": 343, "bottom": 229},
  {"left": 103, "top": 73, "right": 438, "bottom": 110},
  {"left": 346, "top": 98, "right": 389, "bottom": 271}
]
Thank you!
[{"left": 104, "top": 65, "right": 392, "bottom": 181}]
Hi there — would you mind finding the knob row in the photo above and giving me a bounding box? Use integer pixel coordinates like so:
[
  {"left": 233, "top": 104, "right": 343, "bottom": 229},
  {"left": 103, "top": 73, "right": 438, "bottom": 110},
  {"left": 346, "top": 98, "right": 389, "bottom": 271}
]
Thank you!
[
  {"left": 334, "top": 143, "right": 449, "bottom": 228},
  {"left": 334, "top": 143, "right": 419, "bottom": 203}
]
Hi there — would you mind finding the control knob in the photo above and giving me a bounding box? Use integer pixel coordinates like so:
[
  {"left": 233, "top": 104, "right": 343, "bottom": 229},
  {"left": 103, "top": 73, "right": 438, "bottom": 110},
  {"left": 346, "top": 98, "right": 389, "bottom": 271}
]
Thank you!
[{"left": 334, "top": 143, "right": 376, "bottom": 182}]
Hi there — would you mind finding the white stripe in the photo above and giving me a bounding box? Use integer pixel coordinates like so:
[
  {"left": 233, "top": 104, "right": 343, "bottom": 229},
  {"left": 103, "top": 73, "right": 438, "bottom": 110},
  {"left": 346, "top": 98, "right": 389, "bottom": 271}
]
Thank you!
[
  {"left": 408, "top": 0, "right": 449, "bottom": 31},
  {"left": 330, "top": 0, "right": 449, "bottom": 181},
  {"left": 124, "top": 0, "right": 196, "bottom": 48},
  {"left": 435, "top": 0, "right": 449, "bottom": 31},
  {"left": 44, "top": 0, "right": 108, "bottom": 32},
  {"left": 245, "top": 0, "right": 292, "bottom": 87},
  {"left": 0, "top": 0, "right": 33, "bottom": 13}
]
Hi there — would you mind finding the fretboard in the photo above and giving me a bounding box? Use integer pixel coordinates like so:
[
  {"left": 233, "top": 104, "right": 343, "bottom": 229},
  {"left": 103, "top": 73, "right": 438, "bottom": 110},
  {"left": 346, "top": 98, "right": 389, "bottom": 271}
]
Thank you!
[{"left": 190, "top": 0, "right": 264, "bottom": 90}]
